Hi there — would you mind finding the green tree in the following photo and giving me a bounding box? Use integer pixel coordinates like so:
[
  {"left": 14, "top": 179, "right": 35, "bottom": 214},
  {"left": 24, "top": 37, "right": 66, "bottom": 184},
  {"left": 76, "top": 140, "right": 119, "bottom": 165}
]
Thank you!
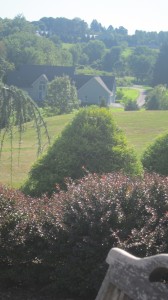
[
  {"left": 129, "top": 46, "right": 157, "bottom": 83},
  {"left": 22, "top": 106, "right": 142, "bottom": 196},
  {"left": 142, "top": 131, "right": 168, "bottom": 175},
  {"left": 103, "top": 46, "right": 122, "bottom": 72},
  {"left": 153, "top": 43, "right": 168, "bottom": 86},
  {"left": 145, "top": 85, "right": 168, "bottom": 110},
  {"left": 0, "top": 83, "right": 50, "bottom": 183},
  {"left": 90, "top": 19, "right": 104, "bottom": 33},
  {"left": 83, "top": 40, "right": 106, "bottom": 63},
  {"left": 45, "top": 76, "right": 79, "bottom": 115},
  {"left": 4, "top": 32, "right": 72, "bottom": 67}
]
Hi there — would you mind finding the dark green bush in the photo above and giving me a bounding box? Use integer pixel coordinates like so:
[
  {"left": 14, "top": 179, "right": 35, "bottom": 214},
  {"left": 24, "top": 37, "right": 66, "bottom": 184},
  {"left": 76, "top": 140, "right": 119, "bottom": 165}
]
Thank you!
[
  {"left": 22, "top": 106, "right": 142, "bottom": 196},
  {"left": 142, "top": 131, "right": 168, "bottom": 175},
  {"left": 124, "top": 99, "right": 139, "bottom": 111}
]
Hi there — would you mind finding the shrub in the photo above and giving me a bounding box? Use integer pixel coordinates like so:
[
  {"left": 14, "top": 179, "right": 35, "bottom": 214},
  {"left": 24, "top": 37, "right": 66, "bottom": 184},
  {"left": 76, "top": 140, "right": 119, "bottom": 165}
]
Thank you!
[
  {"left": 49, "top": 172, "right": 168, "bottom": 298},
  {"left": 22, "top": 106, "right": 142, "bottom": 196},
  {"left": 124, "top": 99, "right": 139, "bottom": 111},
  {"left": 142, "top": 131, "right": 168, "bottom": 175},
  {"left": 145, "top": 85, "right": 168, "bottom": 110},
  {"left": 0, "top": 173, "right": 168, "bottom": 298}
]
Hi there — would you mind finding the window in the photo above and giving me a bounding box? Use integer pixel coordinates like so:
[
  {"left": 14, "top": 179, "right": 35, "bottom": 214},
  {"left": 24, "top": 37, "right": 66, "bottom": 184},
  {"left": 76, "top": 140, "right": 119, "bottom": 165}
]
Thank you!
[{"left": 38, "top": 81, "right": 46, "bottom": 101}]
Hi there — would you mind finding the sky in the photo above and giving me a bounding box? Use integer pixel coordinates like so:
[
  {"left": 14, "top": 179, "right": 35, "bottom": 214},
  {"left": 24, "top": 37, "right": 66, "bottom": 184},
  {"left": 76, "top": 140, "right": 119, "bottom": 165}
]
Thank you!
[{"left": 1, "top": 0, "right": 168, "bottom": 34}]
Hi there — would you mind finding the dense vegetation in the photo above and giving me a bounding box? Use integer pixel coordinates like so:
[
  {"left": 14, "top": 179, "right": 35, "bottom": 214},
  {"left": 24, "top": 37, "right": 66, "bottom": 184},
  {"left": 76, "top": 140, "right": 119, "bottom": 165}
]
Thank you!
[
  {"left": 142, "top": 131, "right": 168, "bottom": 175},
  {"left": 1, "top": 13, "right": 168, "bottom": 300},
  {"left": 0, "top": 172, "right": 168, "bottom": 299},
  {"left": 0, "top": 15, "right": 168, "bottom": 86},
  {"left": 22, "top": 107, "right": 142, "bottom": 196},
  {"left": 44, "top": 75, "right": 79, "bottom": 115}
]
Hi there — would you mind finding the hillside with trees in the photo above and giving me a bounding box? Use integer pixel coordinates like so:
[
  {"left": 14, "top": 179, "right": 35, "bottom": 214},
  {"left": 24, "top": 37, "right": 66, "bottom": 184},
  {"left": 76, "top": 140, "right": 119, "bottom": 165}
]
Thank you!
[{"left": 0, "top": 14, "right": 168, "bottom": 86}]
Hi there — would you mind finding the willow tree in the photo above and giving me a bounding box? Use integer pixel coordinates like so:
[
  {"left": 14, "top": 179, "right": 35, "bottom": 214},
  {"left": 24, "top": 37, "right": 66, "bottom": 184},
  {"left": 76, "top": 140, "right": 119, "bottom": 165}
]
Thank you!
[{"left": 0, "top": 83, "right": 50, "bottom": 183}]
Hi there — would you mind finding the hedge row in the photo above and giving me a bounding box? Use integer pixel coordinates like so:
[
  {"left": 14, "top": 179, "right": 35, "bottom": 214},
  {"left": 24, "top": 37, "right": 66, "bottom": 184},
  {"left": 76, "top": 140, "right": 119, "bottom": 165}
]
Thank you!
[{"left": 0, "top": 172, "right": 168, "bottom": 299}]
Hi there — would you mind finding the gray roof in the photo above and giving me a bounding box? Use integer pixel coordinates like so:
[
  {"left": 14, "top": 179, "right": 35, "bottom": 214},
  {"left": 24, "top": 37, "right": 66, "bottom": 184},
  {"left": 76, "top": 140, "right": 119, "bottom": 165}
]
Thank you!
[
  {"left": 6, "top": 65, "right": 115, "bottom": 93},
  {"left": 73, "top": 74, "right": 115, "bottom": 92},
  {"left": 6, "top": 65, "right": 75, "bottom": 88}
]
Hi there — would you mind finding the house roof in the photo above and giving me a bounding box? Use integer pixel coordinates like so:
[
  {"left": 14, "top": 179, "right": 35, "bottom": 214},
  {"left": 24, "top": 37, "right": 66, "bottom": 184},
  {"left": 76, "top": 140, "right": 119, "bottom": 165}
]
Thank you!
[
  {"left": 6, "top": 65, "right": 75, "bottom": 88},
  {"left": 78, "top": 76, "right": 112, "bottom": 95},
  {"left": 73, "top": 74, "right": 115, "bottom": 92},
  {"left": 6, "top": 65, "right": 115, "bottom": 94}
]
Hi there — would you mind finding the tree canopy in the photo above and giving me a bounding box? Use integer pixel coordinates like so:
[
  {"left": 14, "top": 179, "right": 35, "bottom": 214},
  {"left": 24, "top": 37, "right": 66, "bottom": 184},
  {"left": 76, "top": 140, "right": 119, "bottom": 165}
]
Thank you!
[
  {"left": 153, "top": 43, "right": 168, "bottom": 86},
  {"left": 45, "top": 76, "right": 79, "bottom": 115}
]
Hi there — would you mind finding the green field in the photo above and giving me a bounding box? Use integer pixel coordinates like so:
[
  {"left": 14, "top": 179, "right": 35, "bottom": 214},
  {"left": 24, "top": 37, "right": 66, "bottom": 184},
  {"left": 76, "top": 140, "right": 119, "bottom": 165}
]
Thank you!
[
  {"left": 1, "top": 110, "right": 168, "bottom": 187},
  {"left": 117, "top": 87, "right": 140, "bottom": 103}
]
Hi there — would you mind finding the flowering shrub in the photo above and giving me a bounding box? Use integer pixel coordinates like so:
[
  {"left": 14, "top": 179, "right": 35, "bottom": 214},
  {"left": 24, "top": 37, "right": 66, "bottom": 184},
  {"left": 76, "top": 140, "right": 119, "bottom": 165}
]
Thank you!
[{"left": 0, "top": 173, "right": 168, "bottom": 298}]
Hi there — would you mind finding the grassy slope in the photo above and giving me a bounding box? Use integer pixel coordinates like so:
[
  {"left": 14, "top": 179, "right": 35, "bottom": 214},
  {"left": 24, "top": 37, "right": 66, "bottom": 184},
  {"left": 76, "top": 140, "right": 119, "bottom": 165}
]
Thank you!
[{"left": 1, "top": 110, "right": 168, "bottom": 187}]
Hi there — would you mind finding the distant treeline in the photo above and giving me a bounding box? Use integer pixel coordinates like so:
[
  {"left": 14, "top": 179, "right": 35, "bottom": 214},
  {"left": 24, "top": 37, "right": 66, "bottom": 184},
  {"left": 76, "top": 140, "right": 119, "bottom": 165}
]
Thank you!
[{"left": 0, "top": 15, "right": 168, "bottom": 86}]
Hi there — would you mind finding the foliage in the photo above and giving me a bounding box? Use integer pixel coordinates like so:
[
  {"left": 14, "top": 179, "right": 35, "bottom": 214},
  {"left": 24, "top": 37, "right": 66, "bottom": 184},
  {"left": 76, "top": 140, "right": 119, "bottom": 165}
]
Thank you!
[
  {"left": 142, "top": 131, "right": 168, "bottom": 175},
  {"left": 0, "top": 83, "right": 50, "bottom": 183},
  {"left": 145, "top": 85, "right": 168, "bottom": 110},
  {"left": 153, "top": 43, "right": 168, "bottom": 86},
  {"left": 116, "top": 87, "right": 139, "bottom": 107},
  {"left": 22, "top": 106, "right": 142, "bottom": 196},
  {"left": 35, "top": 17, "right": 89, "bottom": 43},
  {"left": 103, "top": 46, "right": 122, "bottom": 72},
  {"left": 44, "top": 76, "right": 79, "bottom": 115},
  {"left": 1, "top": 110, "right": 168, "bottom": 187},
  {"left": 124, "top": 99, "right": 139, "bottom": 111},
  {"left": 83, "top": 40, "right": 106, "bottom": 64},
  {"left": 0, "top": 172, "right": 168, "bottom": 298},
  {"left": 128, "top": 46, "right": 157, "bottom": 83},
  {"left": 4, "top": 31, "right": 72, "bottom": 67},
  {"left": 116, "top": 76, "right": 134, "bottom": 86}
]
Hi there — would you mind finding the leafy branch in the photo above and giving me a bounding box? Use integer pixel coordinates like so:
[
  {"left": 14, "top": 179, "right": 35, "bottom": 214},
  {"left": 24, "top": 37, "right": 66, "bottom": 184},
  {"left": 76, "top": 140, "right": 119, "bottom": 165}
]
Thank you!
[{"left": 0, "top": 83, "right": 50, "bottom": 183}]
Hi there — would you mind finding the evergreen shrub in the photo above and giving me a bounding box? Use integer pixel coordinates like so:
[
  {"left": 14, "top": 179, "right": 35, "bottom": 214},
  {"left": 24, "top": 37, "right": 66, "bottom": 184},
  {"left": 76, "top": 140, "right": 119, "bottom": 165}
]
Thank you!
[
  {"left": 22, "top": 106, "right": 142, "bottom": 197},
  {"left": 142, "top": 131, "right": 168, "bottom": 175}
]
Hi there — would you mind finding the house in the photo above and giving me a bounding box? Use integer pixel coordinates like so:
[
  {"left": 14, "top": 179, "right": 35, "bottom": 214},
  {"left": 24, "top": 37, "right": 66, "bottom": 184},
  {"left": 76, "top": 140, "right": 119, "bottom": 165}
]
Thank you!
[
  {"left": 74, "top": 75, "right": 116, "bottom": 106},
  {"left": 6, "top": 65, "right": 75, "bottom": 103},
  {"left": 6, "top": 65, "right": 116, "bottom": 106}
]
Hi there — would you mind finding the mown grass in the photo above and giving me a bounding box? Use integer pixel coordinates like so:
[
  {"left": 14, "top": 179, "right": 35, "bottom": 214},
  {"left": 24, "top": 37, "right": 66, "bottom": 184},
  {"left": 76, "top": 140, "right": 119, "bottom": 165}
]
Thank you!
[
  {"left": 1, "top": 110, "right": 168, "bottom": 187},
  {"left": 117, "top": 87, "right": 140, "bottom": 103}
]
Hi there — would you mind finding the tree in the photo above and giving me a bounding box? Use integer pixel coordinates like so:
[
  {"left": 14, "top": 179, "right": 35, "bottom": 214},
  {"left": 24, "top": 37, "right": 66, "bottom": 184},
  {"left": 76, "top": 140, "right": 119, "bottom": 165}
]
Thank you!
[
  {"left": 45, "top": 76, "right": 79, "bottom": 115},
  {"left": 142, "top": 131, "right": 168, "bottom": 175},
  {"left": 129, "top": 46, "right": 157, "bottom": 83},
  {"left": 153, "top": 43, "right": 168, "bottom": 86},
  {"left": 83, "top": 40, "right": 106, "bottom": 63},
  {"left": 22, "top": 106, "right": 142, "bottom": 196},
  {"left": 0, "top": 83, "right": 50, "bottom": 182},
  {"left": 103, "top": 46, "right": 122, "bottom": 72},
  {"left": 145, "top": 85, "right": 168, "bottom": 110},
  {"left": 129, "top": 54, "right": 153, "bottom": 83},
  {"left": 90, "top": 19, "right": 104, "bottom": 33},
  {"left": 4, "top": 32, "right": 72, "bottom": 67}
]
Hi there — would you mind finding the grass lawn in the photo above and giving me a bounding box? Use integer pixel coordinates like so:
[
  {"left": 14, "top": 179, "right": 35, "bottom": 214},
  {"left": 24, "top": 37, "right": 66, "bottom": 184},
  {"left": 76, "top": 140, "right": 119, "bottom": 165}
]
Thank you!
[
  {"left": 117, "top": 87, "right": 140, "bottom": 103},
  {"left": 0, "top": 110, "right": 168, "bottom": 188}
]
